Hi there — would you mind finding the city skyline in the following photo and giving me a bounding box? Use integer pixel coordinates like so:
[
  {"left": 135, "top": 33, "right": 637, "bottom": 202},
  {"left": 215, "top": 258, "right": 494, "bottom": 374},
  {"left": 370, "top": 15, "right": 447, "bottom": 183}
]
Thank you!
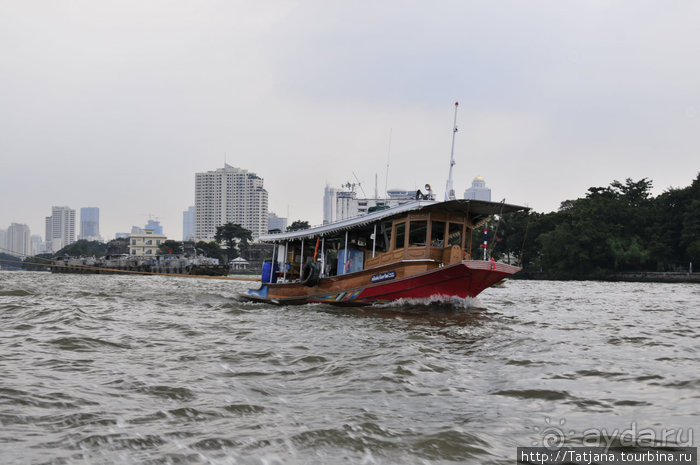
[
  {"left": 2, "top": 166, "right": 699, "bottom": 247},
  {"left": 2, "top": 171, "right": 496, "bottom": 248},
  {"left": 2, "top": 2, "right": 698, "bottom": 241}
]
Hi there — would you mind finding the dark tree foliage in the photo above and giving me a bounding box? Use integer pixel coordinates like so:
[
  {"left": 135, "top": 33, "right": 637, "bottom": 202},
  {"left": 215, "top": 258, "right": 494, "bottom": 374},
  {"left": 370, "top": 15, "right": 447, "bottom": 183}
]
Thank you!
[
  {"left": 195, "top": 241, "right": 224, "bottom": 261},
  {"left": 681, "top": 199, "right": 700, "bottom": 262},
  {"left": 23, "top": 253, "right": 53, "bottom": 271},
  {"left": 214, "top": 223, "right": 252, "bottom": 260},
  {"left": 0, "top": 252, "right": 23, "bottom": 270},
  {"left": 158, "top": 240, "right": 183, "bottom": 255},
  {"left": 287, "top": 220, "right": 311, "bottom": 232},
  {"left": 498, "top": 175, "right": 700, "bottom": 279},
  {"left": 54, "top": 240, "right": 108, "bottom": 258},
  {"left": 106, "top": 238, "right": 129, "bottom": 256}
]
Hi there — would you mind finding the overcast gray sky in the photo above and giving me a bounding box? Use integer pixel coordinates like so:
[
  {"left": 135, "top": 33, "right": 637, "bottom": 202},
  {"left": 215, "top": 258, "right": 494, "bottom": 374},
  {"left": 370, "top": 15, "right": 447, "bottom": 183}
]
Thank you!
[{"left": 1, "top": 0, "right": 698, "bottom": 241}]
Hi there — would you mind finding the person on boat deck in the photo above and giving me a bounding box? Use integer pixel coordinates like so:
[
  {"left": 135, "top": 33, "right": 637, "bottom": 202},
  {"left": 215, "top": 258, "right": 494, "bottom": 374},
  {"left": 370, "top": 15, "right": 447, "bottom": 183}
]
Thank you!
[{"left": 415, "top": 189, "right": 430, "bottom": 200}]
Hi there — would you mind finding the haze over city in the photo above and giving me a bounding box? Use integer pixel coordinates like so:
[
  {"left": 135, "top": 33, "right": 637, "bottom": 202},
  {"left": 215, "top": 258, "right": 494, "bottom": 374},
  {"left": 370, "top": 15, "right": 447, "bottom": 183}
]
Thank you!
[{"left": 2, "top": 1, "right": 698, "bottom": 241}]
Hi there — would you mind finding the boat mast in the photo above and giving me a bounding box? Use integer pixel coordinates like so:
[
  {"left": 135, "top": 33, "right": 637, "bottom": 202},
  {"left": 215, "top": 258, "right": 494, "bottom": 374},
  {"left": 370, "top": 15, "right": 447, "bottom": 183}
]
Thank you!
[
  {"left": 444, "top": 101, "right": 459, "bottom": 201},
  {"left": 384, "top": 129, "right": 392, "bottom": 200}
]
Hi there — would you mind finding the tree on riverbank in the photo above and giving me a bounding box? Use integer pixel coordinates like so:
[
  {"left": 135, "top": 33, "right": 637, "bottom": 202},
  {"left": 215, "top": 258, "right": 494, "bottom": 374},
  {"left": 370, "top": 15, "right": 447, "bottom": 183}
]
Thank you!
[
  {"left": 54, "top": 240, "right": 107, "bottom": 258},
  {"left": 490, "top": 174, "right": 699, "bottom": 279},
  {"left": 157, "top": 240, "right": 183, "bottom": 255},
  {"left": 287, "top": 220, "right": 311, "bottom": 232},
  {"left": 195, "top": 241, "right": 224, "bottom": 261},
  {"left": 0, "top": 252, "right": 23, "bottom": 270},
  {"left": 214, "top": 223, "right": 252, "bottom": 260}
]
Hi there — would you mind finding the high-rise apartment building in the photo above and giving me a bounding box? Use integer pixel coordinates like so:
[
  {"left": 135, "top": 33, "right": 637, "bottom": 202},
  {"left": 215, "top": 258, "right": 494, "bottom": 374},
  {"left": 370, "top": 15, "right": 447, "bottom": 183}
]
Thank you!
[
  {"left": 194, "top": 165, "right": 268, "bottom": 240},
  {"left": 45, "top": 206, "right": 75, "bottom": 252},
  {"left": 183, "top": 206, "right": 195, "bottom": 241},
  {"left": 7, "top": 223, "right": 31, "bottom": 257},
  {"left": 79, "top": 207, "right": 100, "bottom": 241}
]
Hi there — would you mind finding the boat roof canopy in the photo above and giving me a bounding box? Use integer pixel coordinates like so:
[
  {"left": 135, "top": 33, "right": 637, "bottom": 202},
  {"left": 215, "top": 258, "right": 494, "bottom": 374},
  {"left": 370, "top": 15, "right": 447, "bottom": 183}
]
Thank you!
[{"left": 260, "top": 199, "right": 529, "bottom": 243}]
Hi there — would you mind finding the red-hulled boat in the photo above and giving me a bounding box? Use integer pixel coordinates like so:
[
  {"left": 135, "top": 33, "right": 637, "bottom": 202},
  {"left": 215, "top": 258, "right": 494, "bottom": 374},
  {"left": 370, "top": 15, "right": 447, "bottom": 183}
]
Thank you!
[{"left": 241, "top": 198, "right": 528, "bottom": 306}]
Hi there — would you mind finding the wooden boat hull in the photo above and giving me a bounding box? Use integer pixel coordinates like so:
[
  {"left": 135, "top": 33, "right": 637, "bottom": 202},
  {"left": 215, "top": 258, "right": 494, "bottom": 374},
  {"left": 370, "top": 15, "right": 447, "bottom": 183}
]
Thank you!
[{"left": 241, "top": 260, "right": 520, "bottom": 306}]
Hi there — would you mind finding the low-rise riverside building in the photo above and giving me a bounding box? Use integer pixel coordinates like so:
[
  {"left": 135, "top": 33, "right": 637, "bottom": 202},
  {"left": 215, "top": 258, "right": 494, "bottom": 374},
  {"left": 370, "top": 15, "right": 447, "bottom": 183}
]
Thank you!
[{"left": 128, "top": 229, "right": 166, "bottom": 256}]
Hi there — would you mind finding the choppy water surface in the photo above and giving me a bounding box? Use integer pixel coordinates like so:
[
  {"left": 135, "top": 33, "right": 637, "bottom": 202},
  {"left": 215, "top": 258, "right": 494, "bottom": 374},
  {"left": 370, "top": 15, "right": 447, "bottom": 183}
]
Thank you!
[{"left": 1, "top": 272, "right": 698, "bottom": 464}]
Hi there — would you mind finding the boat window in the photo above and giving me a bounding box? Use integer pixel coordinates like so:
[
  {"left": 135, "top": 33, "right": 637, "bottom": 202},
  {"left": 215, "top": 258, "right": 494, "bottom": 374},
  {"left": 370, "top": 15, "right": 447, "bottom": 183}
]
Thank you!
[
  {"left": 376, "top": 221, "right": 392, "bottom": 253},
  {"left": 394, "top": 222, "right": 406, "bottom": 250},
  {"left": 447, "top": 223, "right": 463, "bottom": 247},
  {"left": 409, "top": 220, "right": 428, "bottom": 246},
  {"left": 431, "top": 221, "right": 445, "bottom": 247}
]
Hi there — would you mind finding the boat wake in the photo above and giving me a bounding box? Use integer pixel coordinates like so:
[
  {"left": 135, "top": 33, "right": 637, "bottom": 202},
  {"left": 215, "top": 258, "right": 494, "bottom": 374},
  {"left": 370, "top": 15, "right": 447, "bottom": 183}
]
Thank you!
[{"left": 374, "top": 294, "right": 484, "bottom": 312}]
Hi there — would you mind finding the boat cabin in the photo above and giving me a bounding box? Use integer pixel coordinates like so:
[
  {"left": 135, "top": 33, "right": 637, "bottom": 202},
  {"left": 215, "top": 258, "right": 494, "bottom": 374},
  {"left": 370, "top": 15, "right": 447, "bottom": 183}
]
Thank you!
[{"left": 262, "top": 199, "right": 521, "bottom": 284}]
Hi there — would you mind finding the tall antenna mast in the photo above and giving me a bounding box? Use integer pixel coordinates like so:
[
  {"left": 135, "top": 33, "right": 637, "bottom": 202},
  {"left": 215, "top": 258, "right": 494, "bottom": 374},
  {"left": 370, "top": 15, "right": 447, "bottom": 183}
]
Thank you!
[
  {"left": 444, "top": 101, "right": 459, "bottom": 201},
  {"left": 384, "top": 128, "right": 392, "bottom": 200}
]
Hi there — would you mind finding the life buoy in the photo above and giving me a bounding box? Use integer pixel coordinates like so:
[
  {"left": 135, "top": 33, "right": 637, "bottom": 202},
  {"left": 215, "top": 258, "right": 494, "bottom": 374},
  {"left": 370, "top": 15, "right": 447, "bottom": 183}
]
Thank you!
[{"left": 300, "top": 262, "right": 321, "bottom": 287}]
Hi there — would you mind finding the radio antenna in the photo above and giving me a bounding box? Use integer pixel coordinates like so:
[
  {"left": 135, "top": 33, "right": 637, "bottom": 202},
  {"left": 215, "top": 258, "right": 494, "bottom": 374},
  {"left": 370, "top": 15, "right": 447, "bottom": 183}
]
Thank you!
[
  {"left": 384, "top": 128, "right": 394, "bottom": 199},
  {"left": 352, "top": 171, "right": 367, "bottom": 198},
  {"left": 444, "top": 101, "right": 459, "bottom": 201},
  {"left": 384, "top": 128, "right": 392, "bottom": 200}
]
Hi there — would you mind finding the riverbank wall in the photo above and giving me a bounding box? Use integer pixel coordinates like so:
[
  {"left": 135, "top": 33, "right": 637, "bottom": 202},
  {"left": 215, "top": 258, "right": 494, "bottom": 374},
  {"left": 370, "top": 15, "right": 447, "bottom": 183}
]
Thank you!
[{"left": 603, "top": 271, "right": 700, "bottom": 283}]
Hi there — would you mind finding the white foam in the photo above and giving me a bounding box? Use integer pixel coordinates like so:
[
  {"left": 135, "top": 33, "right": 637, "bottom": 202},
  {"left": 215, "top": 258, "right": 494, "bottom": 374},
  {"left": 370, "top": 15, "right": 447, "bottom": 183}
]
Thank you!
[{"left": 374, "top": 294, "right": 482, "bottom": 310}]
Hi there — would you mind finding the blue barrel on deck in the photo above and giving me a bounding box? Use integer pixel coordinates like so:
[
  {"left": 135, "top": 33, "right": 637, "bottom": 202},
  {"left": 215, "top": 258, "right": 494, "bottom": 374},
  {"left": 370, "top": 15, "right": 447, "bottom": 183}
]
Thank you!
[{"left": 262, "top": 261, "right": 278, "bottom": 283}]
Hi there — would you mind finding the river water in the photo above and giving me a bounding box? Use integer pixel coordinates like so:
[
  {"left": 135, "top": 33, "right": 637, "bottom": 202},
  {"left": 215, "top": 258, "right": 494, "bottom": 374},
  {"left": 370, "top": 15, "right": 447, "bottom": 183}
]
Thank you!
[{"left": 1, "top": 271, "right": 698, "bottom": 465}]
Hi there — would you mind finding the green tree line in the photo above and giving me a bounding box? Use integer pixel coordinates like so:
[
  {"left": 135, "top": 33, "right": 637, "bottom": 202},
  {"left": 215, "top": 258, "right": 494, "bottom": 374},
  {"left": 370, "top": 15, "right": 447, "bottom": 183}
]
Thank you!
[{"left": 484, "top": 174, "right": 700, "bottom": 279}]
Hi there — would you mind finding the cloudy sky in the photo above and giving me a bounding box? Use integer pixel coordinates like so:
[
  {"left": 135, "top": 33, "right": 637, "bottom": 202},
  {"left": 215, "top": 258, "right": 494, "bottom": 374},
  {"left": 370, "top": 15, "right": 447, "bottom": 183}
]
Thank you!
[{"left": 1, "top": 0, "right": 698, "bottom": 241}]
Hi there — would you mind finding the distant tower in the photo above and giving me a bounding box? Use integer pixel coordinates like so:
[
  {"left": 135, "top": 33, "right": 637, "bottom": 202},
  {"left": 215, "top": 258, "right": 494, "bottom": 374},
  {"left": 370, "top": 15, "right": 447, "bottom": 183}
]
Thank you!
[
  {"left": 335, "top": 183, "right": 359, "bottom": 221},
  {"left": 323, "top": 185, "right": 337, "bottom": 225},
  {"left": 183, "top": 206, "right": 195, "bottom": 241},
  {"left": 464, "top": 176, "right": 492, "bottom": 201},
  {"left": 194, "top": 165, "right": 268, "bottom": 240},
  {"left": 30, "top": 235, "right": 44, "bottom": 255},
  {"left": 45, "top": 206, "right": 76, "bottom": 252},
  {"left": 7, "top": 223, "right": 31, "bottom": 257},
  {"left": 145, "top": 218, "right": 163, "bottom": 235},
  {"left": 268, "top": 212, "right": 288, "bottom": 233},
  {"left": 79, "top": 207, "right": 100, "bottom": 241}
]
